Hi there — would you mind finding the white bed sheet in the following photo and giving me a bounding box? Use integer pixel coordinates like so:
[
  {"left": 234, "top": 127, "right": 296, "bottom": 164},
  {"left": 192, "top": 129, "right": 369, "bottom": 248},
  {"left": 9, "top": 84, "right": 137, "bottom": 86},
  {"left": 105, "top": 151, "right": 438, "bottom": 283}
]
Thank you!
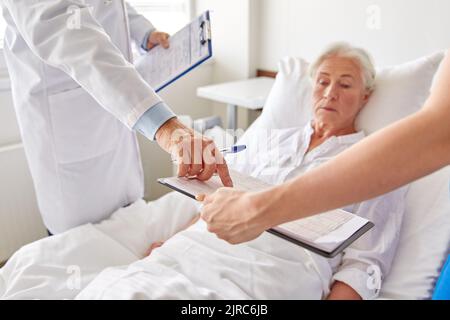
[
  {"left": 76, "top": 219, "right": 325, "bottom": 300},
  {"left": 0, "top": 193, "right": 199, "bottom": 299},
  {"left": 0, "top": 192, "right": 326, "bottom": 300}
]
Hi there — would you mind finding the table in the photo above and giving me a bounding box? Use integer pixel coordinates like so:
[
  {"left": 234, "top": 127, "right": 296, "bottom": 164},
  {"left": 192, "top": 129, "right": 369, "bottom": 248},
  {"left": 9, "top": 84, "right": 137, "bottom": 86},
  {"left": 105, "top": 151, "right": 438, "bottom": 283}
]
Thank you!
[{"left": 197, "top": 77, "right": 275, "bottom": 131}]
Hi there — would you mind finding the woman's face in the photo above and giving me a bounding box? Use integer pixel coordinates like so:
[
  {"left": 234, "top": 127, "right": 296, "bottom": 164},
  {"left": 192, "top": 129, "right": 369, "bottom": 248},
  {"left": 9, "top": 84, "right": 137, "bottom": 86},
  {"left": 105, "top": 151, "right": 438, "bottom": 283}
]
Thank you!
[{"left": 312, "top": 56, "right": 371, "bottom": 131}]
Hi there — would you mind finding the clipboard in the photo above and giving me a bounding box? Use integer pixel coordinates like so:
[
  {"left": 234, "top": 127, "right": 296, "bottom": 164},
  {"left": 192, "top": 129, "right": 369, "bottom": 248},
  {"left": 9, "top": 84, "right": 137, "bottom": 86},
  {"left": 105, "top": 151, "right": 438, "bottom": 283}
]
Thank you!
[
  {"left": 266, "top": 221, "right": 374, "bottom": 258},
  {"left": 135, "top": 11, "right": 212, "bottom": 92},
  {"left": 157, "top": 171, "right": 375, "bottom": 259},
  {"left": 157, "top": 178, "right": 198, "bottom": 200}
]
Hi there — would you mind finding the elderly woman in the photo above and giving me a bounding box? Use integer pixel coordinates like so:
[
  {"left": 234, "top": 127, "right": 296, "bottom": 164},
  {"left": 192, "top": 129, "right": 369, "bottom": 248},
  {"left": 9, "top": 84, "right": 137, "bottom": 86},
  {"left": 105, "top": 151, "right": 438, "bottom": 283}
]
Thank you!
[
  {"left": 229, "top": 42, "right": 376, "bottom": 184},
  {"left": 1, "top": 43, "right": 406, "bottom": 300},
  {"left": 307, "top": 44, "right": 373, "bottom": 151}
]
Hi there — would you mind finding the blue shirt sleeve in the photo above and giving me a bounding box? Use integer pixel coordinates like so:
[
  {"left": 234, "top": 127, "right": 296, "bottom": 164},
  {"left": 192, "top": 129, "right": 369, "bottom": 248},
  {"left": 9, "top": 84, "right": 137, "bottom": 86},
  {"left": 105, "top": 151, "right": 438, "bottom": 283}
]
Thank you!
[
  {"left": 141, "top": 29, "right": 153, "bottom": 52},
  {"left": 133, "top": 101, "right": 176, "bottom": 140},
  {"left": 432, "top": 255, "right": 450, "bottom": 300}
]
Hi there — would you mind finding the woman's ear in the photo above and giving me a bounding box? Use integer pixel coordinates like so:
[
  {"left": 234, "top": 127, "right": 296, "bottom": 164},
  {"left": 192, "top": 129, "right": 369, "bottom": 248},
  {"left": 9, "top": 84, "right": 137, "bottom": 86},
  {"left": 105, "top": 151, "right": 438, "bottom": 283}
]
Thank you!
[{"left": 362, "top": 90, "right": 372, "bottom": 107}]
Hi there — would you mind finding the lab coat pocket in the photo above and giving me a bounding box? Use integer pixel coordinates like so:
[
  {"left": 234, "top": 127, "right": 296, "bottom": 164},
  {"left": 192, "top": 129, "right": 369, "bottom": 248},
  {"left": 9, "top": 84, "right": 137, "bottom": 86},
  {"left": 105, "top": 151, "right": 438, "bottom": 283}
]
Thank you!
[{"left": 48, "top": 86, "right": 122, "bottom": 164}]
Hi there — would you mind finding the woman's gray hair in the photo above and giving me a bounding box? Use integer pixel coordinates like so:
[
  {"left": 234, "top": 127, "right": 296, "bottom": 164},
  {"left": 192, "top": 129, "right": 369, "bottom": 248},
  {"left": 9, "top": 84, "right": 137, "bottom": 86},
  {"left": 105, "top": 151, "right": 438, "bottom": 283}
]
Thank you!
[{"left": 309, "top": 42, "right": 376, "bottom": 92}]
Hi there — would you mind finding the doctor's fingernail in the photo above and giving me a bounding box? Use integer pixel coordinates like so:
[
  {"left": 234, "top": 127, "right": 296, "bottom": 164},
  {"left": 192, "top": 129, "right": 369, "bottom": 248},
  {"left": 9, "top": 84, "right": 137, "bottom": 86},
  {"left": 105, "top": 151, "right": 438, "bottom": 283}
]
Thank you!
[{"left": 196, "top": 194, "right": 205, "bottom": 201}]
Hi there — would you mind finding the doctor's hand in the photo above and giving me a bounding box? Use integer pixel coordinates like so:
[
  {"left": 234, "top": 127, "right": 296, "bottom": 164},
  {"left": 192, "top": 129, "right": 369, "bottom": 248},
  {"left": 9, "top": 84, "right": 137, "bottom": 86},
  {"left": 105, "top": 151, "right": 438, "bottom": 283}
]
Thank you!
[
  {"left": 197, "top": 188, "right": 269, "bottom": 244},
  {"left": 147, "top": 30, "right": 170, "bottom": 50},
  {"left": 155, "top": 118, "right": 233, "bottom": 187}
]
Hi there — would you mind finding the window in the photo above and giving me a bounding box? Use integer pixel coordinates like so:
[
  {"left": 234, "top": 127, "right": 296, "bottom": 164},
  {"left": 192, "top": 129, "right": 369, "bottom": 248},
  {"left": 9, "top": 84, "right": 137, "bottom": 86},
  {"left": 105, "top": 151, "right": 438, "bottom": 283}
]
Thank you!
[
  {"left": 0, "top": 1, "right": 192, "bottom": 48},
  {"left": 128, "top": 0, "right": 193, "bottom": 35}
]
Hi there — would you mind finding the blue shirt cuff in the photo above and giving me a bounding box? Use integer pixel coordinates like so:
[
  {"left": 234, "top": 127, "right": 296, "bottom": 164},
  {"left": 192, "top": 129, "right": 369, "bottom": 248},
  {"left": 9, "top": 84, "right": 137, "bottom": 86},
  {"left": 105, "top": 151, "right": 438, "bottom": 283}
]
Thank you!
[
  {"left": 133, "top": 102, "right": 176, "bottom": 140},
  {"left": 141, "top": 29, "right": 153, "bottom": 52}
]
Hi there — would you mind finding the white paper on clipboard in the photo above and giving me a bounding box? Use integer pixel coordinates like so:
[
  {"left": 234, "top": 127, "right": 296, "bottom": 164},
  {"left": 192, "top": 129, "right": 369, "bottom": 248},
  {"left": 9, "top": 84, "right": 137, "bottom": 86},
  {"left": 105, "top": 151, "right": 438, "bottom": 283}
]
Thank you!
[{"left": 135, "top": 11, "right": 212, "bottom": 92}]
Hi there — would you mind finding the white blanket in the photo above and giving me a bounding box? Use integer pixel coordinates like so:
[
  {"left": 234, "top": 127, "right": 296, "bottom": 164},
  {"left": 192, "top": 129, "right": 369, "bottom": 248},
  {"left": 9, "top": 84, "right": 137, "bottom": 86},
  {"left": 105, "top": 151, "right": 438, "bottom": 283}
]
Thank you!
[
  {"left": 0, "top": 192, "right": 327, "bottom": 300},
  {"left": 76, "top": 219, "right": 326, "bottom": 299}
]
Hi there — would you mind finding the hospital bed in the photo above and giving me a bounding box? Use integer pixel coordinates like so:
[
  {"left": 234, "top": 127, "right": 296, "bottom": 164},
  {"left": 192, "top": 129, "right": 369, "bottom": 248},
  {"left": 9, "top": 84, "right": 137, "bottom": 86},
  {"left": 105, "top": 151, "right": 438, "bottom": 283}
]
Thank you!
[{"left": 0, "top": 51, "right": 449, "bottom": 300}]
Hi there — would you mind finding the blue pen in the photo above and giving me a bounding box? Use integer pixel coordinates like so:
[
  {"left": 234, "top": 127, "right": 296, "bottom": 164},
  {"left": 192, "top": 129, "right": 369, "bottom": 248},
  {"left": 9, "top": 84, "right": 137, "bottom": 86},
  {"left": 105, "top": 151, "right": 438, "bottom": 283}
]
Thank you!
[{"left": 220, "top": 144, "right": 246, "bottom": 154}]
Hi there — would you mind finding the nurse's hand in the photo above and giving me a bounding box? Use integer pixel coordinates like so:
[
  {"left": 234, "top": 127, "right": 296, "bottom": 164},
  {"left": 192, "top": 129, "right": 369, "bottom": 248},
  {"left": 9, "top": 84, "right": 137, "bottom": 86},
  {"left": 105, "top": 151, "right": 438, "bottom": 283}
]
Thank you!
[
  {"left": 147, "top": 30, "right": 170, "bottom": 50},
  {"left": 197, "top": 188, "right": 268, "bottom": 244},
  {"left": 156, "top": 118, "right": 233, "bottom": 187}
]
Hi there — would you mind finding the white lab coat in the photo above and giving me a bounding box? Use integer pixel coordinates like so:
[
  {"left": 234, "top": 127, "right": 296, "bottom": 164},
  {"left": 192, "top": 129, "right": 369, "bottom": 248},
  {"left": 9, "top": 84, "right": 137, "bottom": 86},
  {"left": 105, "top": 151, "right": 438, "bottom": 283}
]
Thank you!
[{"left": 1, "top": 0, "right": 162, "bottom": 233}]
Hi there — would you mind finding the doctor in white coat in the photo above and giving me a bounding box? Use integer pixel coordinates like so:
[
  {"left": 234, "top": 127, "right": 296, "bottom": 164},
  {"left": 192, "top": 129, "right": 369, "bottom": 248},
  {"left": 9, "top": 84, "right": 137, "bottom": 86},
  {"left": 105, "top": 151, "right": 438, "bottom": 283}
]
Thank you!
[{"left": 1, "top": 0, "right": 232, "bottom": 234}]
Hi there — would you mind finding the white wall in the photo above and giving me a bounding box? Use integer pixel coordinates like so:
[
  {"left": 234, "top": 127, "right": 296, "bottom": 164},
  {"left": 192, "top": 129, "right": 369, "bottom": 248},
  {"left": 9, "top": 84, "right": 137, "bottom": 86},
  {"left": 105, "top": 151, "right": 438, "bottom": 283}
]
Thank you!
[
  {"left": 0, "top": 64, "right": 47, "bottom": 262},
  {"left": 0, "top": 144, "right": 47, "bottom": 262},
  {"left": 196, "top": 0, "right": 258, "bottom": 81},
  {"left": 258, "top": 0, "right": 450, "bottom": 70},
  {"left": 195, "top": 0, "right": 260, "bottom": 129},
  {"left": 139, "top": 63, "right": 215, "bottom": 200}
]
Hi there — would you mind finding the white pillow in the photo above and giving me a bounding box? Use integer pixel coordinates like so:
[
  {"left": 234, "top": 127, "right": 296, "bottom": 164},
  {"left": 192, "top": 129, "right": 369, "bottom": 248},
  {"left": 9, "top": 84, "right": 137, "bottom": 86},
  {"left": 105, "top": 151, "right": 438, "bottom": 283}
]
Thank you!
[
  {"left": 255, "top": 57, "right": 312, "bottom": 130},
  {"left": 237, "top": 57, "right": 312, "bottom": 145},
  {"left": 379, "top": 167, "right": 450, "bottom": 300},
  {"left": 356, "top": 51, "right": 446, "bottom": 134}
]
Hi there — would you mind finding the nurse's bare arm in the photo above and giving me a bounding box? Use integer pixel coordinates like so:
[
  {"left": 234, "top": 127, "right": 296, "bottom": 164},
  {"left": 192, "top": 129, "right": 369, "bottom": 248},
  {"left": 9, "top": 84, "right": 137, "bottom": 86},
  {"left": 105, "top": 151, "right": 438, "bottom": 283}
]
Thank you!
[{"left": 258, "top": 52, "right": 450, "bottom": 227}]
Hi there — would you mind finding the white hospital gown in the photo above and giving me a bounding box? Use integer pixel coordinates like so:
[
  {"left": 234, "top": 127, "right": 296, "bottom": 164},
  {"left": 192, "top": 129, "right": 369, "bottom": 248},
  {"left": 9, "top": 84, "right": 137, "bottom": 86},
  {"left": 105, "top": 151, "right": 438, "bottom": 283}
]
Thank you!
[{"left": 76, "top": 124, "right": 406, "bottom": 300}]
